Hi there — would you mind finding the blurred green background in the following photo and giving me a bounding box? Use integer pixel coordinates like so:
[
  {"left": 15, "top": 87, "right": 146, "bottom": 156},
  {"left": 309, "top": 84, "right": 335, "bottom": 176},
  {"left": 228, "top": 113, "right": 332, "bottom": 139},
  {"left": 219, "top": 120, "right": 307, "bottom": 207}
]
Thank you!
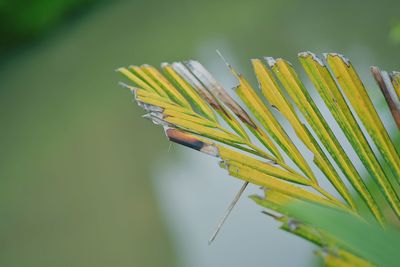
[{"left": 0, "top": 0, "right": 399, "bottom": 266}]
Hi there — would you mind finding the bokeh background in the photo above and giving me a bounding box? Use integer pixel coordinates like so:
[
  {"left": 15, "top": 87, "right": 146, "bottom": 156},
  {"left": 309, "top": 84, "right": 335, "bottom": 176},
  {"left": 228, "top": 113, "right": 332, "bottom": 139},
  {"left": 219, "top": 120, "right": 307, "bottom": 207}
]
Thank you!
[{"left": 1, "top": 0, "right": 399, "bottom": 266}]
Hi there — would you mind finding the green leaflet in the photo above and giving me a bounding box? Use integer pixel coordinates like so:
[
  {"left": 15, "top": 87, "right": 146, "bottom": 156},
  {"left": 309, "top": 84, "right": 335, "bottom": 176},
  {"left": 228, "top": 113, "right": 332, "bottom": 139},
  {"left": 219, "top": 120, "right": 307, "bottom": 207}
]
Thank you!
[{"left": 287, "top": 201, "right": 400, "bottom": 267}]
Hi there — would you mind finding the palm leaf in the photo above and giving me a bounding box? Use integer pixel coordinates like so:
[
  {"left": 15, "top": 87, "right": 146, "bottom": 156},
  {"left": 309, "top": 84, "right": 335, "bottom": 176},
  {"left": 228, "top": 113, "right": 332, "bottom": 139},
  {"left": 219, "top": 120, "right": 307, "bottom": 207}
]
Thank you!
[{"left": 118, "top": 52, "right": 400, "bottom": 266}]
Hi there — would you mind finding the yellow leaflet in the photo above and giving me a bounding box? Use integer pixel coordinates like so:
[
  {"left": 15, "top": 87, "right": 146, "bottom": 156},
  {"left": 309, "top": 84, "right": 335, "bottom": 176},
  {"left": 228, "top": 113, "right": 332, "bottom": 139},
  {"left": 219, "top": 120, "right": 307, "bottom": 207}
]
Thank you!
[
  {"left": 211, "top": 103, "right": 251, "bottom": 143},
  {"left": 322, "top": 252, "right": 354, "bottom": 267},
  {"left": 136, "top": 89, "right": 215, "bottom": 124},
  {"left": 251, "top": 190, "right": 350, "bottom": 219},
  {"left": 129, "top": 66, "right": 168, "bottom": 97},
  {"left": 163, "top": 109, "right": 218, "bottom": 128},
  {"left": 272, "top": 59, "right": 333, "bottom": 148},
  {"left": 252, "top": 59, "right": 297, "bottom": 116},
  {"left": 298, "top": 56, "right": 375, "bottom": 167},
  {"left": 135, "top": 92, "right": 194, "bottom": 116},
  {"left": 164, "top": 128, "right": 296, "bottom": 181},
  {"left": 135, "top": 95, "right": 176, "bottom": 111},
  {"left": 140, "top": 65, "right": 192, "bottom": 109},
  {"left": 162, "top": 63, "right": 217, "bottom": 121},
  {"left": 174, "top": 129, "right": 275, "bottom": 162},
  {"left": 135, "top": 88, "right": 175, "bottom": 105},
  {"left": 172, "top": 62, "right": 250, "bottom": 142},
  {"left": 221, "top": 160, "right": 333, "bottom": 207},
  {"left": 299, "top": 53, "right": 391, "bottom": 224},
  {"left": 237, "top": 63, "right": 316, "bottom": 182},
  {"left": 326, "top": 54, "right": 400, "bottom": 184},
  {"left": 137, "top": 94, "right": 227, "bottom": 132},
  {"left": 274, "top": 56, "right": 383, "bottom": 224},
  {"left": 265, "top": 190, "right": 295, "bottom": 206},
  {"left": 321, "top": 251, "right": 372, "bottom": 267},
  {"left": 246, "top": 123, "right": 284, "bottom": 162},
  {"left": 165, "top": 116, "right": 245, "bottom": 145},
  {"left": 218, "top": 146, "right": 311, "bottom": 185},
  {"left": 116, "top": 67, "right": 158, "bottom": 94},
  {"left": 253, "top": 58, "right": 355, "bottom": 210},
  {"left": 236, "top": 85, "right": 290, "bottom": 161},
  {"left": 211, "top": 64, "right": 284, "bottom": 161},
  {"left": 252, "top": 59, "right": 314, "bottom": 144},
  {"left": 251, "top": 190, "right": 311, "bottom": 217},
  {"left": 337, "top": 251, "right": 374, "bottom": 267}
]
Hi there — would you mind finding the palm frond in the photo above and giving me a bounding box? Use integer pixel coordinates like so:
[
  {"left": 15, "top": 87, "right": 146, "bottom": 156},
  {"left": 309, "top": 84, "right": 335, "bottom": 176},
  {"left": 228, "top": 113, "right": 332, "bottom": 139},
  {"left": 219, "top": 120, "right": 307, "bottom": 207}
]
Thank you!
[{"left": 118, "top": 52, "right": 400, "bottom": 266}]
